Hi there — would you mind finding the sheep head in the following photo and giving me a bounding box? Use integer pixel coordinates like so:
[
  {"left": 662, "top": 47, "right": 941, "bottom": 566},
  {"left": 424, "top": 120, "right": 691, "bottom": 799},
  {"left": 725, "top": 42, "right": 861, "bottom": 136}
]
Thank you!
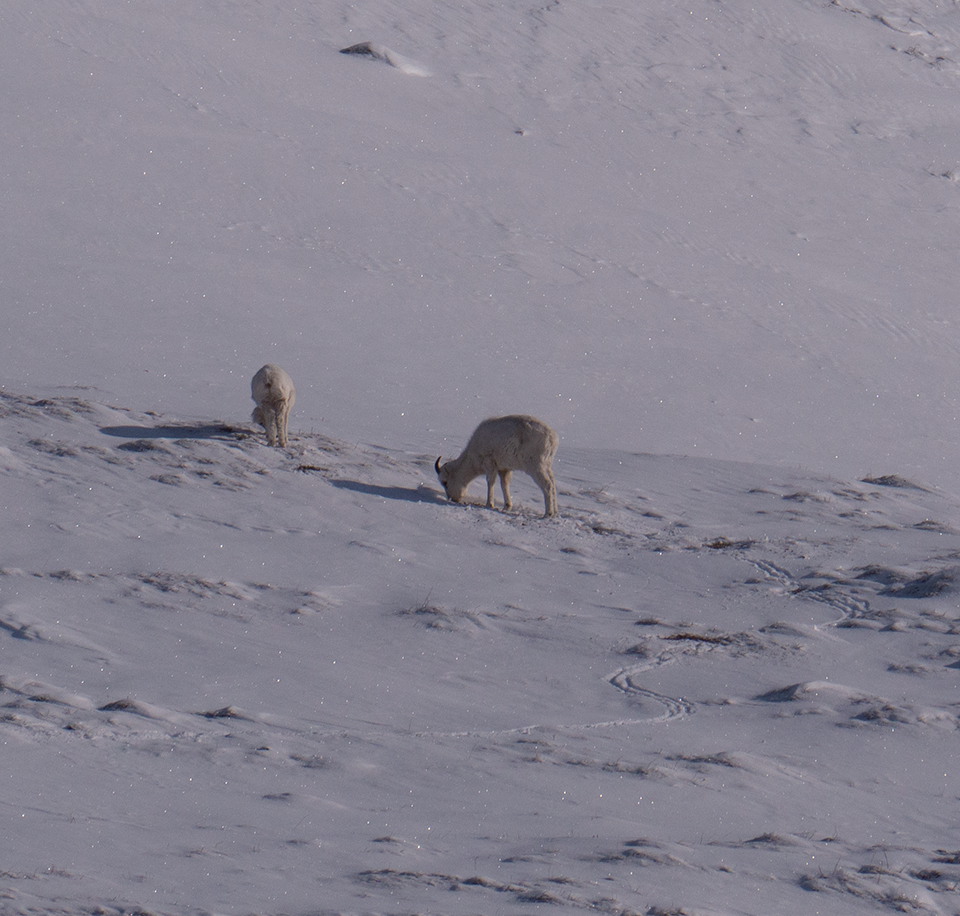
[{"left": 435, "top": 457, "right": 465, "bottom": 502}]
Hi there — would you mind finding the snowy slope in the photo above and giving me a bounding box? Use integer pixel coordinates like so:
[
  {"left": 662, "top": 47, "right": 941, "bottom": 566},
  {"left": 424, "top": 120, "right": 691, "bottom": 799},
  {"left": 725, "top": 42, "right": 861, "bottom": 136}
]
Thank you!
[
  {"left": 3, "top": 0, "right": 960, "bottom": 483},
  {"left": 3, "top": 387, "right": 960, "bottom": 915},
  {"left": 3, "top": 0, "right": 960, "bottom": 914}
]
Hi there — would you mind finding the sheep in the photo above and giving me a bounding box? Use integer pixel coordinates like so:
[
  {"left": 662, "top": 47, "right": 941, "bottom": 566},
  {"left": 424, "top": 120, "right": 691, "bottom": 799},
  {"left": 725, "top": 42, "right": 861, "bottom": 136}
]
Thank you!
[
  {"left": 435, "top": 415, "right": 558, "bottom": 517},
  {"left": 250, "top": 364, "right": 295, "bottom": 447}
]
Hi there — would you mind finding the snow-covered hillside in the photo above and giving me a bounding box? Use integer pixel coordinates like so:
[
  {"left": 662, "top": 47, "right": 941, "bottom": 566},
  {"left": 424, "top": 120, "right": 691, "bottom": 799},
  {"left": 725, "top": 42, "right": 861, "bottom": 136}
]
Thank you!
[
  {"left": 4, "top": 0, "right": 960, "bottom": 485},
  {"left": 3, "top": 387, "right": 960, "bottom": 914},
  {"left": 3, "top": 0, "right": 960, "bottom": 914}
]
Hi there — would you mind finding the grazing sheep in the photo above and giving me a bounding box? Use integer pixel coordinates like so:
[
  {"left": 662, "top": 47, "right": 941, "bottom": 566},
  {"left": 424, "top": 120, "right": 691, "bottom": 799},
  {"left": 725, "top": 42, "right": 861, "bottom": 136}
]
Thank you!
[
  {"left": 435, "top": 415, "right": 558, "bottom": 517},
  {"left": 251, "top": 364, "right": 295, "bottom": 447}
]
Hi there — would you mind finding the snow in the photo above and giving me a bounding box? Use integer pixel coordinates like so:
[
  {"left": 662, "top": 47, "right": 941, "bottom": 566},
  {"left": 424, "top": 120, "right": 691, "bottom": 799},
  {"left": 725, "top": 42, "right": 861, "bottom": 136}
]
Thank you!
[{"left": 2, "top": 1, "right": 960, "bottom": 914}]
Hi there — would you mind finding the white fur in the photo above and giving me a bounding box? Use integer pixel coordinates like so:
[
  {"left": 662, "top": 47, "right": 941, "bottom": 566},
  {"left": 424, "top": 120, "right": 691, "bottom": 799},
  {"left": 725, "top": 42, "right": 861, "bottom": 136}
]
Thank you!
[
  {"left": 435, "top": 415, "right": 558, "bottom": 517},
  {"left": 251, "top": 364, "right": 295, "bottom": 447}
]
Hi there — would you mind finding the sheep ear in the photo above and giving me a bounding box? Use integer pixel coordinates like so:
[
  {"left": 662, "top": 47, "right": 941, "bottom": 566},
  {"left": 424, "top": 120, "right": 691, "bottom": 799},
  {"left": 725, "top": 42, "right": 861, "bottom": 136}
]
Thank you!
[{"left": 435, "top": 456, "right": 442, "bottom": 476}]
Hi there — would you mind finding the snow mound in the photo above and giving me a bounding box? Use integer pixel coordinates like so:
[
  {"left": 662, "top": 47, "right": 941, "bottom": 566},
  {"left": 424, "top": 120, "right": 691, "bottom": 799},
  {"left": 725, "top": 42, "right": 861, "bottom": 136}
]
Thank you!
[{"left": 339, "top": 41, "right": 432, "bottom": 76}]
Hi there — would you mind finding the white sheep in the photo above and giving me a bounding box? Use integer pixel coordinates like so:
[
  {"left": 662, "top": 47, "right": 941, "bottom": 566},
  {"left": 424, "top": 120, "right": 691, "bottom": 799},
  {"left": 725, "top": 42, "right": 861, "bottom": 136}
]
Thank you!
[
  {"left": 251, "top": 364, "right": 295, "bottom": 447},
  {"left": 435, "top": 415, "right": 558, "bottom": 517}
]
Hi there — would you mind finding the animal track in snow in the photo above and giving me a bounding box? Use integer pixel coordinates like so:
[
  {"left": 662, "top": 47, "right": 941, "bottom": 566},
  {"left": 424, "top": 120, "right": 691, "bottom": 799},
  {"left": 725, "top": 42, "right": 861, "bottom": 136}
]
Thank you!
[
  {"left": 746, "top": 558, "right": 872, "bottom": 627},
  {"left": 607, "top": 667, "right": 694, "bottom": 722}
]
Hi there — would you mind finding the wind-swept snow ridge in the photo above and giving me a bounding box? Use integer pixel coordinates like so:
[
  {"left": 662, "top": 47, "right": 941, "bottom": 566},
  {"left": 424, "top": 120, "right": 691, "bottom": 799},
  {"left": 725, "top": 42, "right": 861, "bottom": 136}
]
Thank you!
[{"left": 340, "top": 40, "right": 432, "bottom": 76}]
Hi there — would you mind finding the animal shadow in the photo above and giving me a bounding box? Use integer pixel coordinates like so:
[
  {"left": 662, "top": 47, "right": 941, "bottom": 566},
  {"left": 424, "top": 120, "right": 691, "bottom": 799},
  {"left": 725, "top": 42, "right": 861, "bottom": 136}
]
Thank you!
[
  {"left": 100, "top": 423, "right": 243, "bottom": 441},
  {"left": 330, "top": 480, "right": 446, "bottom": 505}
]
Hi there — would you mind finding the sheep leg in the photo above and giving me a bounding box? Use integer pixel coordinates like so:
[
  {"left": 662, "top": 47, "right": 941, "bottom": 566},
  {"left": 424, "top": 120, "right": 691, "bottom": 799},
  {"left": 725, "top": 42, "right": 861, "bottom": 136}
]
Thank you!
[
  {"left": 264, "top": 405, "right": 279, "bottom": 446},
  {"left": 530, "top": 468, "right": 557, "bottom": 517},
  {"left": 485, "top": 469, "right": 498, "bottom": 508},
  {"left": 499, "top": 469, "right": 513, "bottom": 510},
  {"left": 277, "top": 401, "right": 289, "bottom": 447}
]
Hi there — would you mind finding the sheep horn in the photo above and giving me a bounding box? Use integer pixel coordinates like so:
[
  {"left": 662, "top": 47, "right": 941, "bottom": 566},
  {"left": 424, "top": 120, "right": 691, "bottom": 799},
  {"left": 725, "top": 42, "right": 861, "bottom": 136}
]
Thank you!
[{"left": 435, "top": 456, "right": 442, "bottom": 475}]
